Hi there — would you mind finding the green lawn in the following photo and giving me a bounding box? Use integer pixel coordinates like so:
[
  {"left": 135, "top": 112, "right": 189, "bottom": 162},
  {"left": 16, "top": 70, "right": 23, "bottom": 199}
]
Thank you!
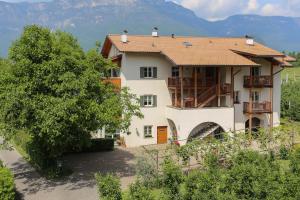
[{"left": 281, "top": 66, "right": 300, "bottom": 82}]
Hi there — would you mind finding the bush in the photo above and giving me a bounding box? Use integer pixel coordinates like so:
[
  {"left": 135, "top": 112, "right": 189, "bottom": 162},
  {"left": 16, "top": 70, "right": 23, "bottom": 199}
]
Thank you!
[
  {"left": 279, "top": 145, "right": 289, "bottom": 160},
  {"left": 0, "top": 167, "right": 15, "bottom": 200},
  {"left": 290, "top": 148, "right": 300, "bottom": 175},
  {"left": 95, "top": 173, "right": 122, "bottom": 200},
  {"left": 127, "top": 180, "right": 154, "bottom": 200},
  {"left": 82, "top": 139, "right": 114, "bottom": 152},
  {"left": 69, "top": 139, "right": 114, "bottom": 153},
  {"left": 161, "top": 157, "right": 183, "bottom": 200},
  {"left": 136, "top": 156, "right": 160, "bottom": 188}
]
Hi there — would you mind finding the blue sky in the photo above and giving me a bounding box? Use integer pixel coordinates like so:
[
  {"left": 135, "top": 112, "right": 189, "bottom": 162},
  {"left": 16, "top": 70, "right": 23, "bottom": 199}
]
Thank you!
[{"left": 2, "top": 0, "right": 300, "bottom": 20}]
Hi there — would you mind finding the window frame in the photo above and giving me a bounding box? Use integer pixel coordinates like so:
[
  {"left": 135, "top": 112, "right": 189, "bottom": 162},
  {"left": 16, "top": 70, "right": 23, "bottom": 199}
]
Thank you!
[
  {"left": 140, "top": 67, "right": 157, "bottom": 79},
  {"left": 172, "top": 66, "right": 179, "bottom": 77},
  {"left": 251, "top": 91, "right": 260, "bottom": 102},
  {"left": 234, "top": 91, "right": 240, "bottom": 104},
  {"left": 144, "top": 125, "right": 153, "bottom": 138}
]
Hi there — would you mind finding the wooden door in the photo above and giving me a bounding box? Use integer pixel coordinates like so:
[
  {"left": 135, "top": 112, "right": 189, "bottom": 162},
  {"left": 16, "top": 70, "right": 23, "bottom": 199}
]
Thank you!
[{"left": 157, "top": 126, "right": 168, "bottom": 144}]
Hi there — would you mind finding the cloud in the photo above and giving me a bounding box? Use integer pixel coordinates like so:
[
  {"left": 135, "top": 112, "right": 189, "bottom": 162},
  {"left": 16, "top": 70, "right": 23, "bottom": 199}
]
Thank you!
[{"left": 176, "top": 0, "right": 300, "bottom": 20}]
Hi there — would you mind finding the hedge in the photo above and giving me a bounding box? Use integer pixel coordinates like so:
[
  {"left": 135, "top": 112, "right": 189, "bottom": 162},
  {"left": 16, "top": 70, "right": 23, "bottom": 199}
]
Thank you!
[
  {"left": 0, "top": 167, "right": 15, "bottom": 200},
  {"left": 81, "top": 139, "right": 115, "bottom": 152},
  {"left": 65, "top": 139, "right": 115, "bottom": 154}
]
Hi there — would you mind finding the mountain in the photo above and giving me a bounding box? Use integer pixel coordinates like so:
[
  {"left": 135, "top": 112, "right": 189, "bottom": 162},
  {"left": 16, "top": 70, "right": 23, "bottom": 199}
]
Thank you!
[{"left": 0, "top": 0, "right": 300, "bottom": 57}]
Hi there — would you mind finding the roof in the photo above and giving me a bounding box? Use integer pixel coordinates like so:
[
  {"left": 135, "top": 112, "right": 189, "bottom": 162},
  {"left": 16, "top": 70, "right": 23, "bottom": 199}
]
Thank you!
[{"left": 101, "top": 34, "right": 291, "bottom": 67}]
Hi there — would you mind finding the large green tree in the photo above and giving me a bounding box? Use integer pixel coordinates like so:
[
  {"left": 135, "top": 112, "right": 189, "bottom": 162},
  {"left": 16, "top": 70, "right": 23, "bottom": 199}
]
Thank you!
[{"left": 0, "top": 25, "right": 141, "bottom": 168}]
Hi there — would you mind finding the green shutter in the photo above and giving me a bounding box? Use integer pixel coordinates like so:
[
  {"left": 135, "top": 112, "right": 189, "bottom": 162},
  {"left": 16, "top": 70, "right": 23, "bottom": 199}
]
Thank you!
[
  {"left": 140, "top": 67, "right": 144, "bottom": 78},
  {"left": 153, "top": 67, "right": 157, "bottom": 78},
  {"left": 153, "top": 95, "right": 157, "bottom": 107},
  {"left": 140, "top": 96, "right": 144, "bottom": 107}
]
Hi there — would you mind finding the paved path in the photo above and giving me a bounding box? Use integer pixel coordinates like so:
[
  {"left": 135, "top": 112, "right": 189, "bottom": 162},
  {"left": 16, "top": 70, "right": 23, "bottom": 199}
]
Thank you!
[{"left": 0, "top": 147, "right": 140, "bottom": 200}]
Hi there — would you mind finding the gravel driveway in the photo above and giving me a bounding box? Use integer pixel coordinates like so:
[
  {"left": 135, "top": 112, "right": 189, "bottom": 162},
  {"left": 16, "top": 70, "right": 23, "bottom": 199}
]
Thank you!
[{"left": 0, "top": 147, "right": 141, "bottom": 200}]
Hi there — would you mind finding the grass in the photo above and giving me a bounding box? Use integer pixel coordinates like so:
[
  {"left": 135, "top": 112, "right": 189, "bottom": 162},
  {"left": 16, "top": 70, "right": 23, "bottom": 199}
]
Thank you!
[{"left": 281, "top": 66, "right": 300, "bottom": 82}]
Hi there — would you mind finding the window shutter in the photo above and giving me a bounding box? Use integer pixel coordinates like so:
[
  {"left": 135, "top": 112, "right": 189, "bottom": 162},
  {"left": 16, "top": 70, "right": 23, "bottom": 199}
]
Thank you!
[
  {"left": 140, "top": 96, "right": 144, "bottom": 107},
  {"left": 140, "top": 67, "right": 144, "bottom": 78},
  {"left": 153, "top": 67, "right": 157, "bottom": 78},
  {"left": 153, "top": 95, "right": 157, "bottom": 107}
]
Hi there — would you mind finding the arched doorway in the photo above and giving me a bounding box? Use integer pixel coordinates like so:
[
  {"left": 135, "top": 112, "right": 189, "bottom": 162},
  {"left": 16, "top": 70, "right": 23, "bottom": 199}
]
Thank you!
[
  {"left": 167, "top": 119, "right": 178, "bottom": 141},
  {"left": 245, "top": 117, "right": 261, "bottom": 133},
  {"left": 187, "top": 122, "right": 225, "bottom": 142}
]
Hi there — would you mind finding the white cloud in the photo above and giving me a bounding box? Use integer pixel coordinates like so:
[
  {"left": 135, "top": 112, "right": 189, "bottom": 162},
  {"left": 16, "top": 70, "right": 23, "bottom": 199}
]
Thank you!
[{"left": 177, "top": 0, "right": 300, "bottom": 20}]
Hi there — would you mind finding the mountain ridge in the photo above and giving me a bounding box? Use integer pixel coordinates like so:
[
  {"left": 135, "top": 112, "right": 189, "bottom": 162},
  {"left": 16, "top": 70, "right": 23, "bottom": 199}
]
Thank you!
[{"left": 0, "top": 0, "right": 299, "bottom": 57}]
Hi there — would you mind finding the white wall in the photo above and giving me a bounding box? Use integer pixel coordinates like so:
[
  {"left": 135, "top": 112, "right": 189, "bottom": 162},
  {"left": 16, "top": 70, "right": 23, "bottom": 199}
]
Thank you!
[
  {"left": 234, "top": 58, "right": 281, "bottom": 130},
  {"left": 166, "top": 107, "right": 234, "bottom": 145},
  {"left": 107, "top": 44, "right": 282, "bottom": 147},
  {"left": 121, "top": 52, "right": 173, "bottom": 147}
]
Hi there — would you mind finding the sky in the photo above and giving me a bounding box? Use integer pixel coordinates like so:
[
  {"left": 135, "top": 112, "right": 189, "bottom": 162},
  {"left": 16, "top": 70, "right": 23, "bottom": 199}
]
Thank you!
[{"left": 2, "top": 0, "right": 300, "bottom": 20}]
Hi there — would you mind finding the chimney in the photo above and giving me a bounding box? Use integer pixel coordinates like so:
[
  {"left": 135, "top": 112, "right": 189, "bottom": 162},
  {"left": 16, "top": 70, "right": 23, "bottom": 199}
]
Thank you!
[
  {"left": 121, "top": 30, "right": 128, "bottom": 43},
  {"left": 245, "top": 35, "right": 254, "bottom": 46},
  {"left": 152, "top": 27, "right": 158, "bottom": 37}
]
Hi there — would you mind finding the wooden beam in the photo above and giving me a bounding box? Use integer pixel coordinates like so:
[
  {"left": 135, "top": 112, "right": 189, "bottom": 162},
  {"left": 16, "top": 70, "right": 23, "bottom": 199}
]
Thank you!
[
  {"left": 270, "top": 65, "right": 274, "bottom": 129},
  {"left": 249, "top": 66, "right": 253, "bottom": 137},
  {"left": 194, "top": 67, "right": 198, "bottom": 107},
  {"left": 231, "top": 67, "right": 234, "bottom": 107},
  {"left": 180, "top": 66, "right": 184, "bottom": 108},
  {"left": 217, "top": 67, "right": 221, "bottom": 107}
]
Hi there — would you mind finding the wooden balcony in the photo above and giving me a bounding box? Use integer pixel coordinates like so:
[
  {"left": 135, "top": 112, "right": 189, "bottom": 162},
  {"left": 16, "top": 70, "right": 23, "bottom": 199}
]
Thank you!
[
  {"left": 244, "top": 76, "right": 272, "bottom": 88},
  {"left": 243, "top": 102, "right": 272, "bottom": 114},
  {"left": 168, "top": 77, "right": 215, "bottom": 89},
  {"left": 102, "top": 77, "right": 121, "bottom": 89}
]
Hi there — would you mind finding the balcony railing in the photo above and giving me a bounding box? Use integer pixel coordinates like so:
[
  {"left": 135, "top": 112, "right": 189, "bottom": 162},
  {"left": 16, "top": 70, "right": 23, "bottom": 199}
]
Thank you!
[
  {"left": 102, "top": 77, "right": 121, "bottom": 89},
  {"left": 244, "top": 76, "right": 272, "bottom": 88},
  {"left": 243, "top": 101, "right": 272, "bottom": 114},
  {"left": 168, "top": 77, "right": 215, "bottom": 88}
]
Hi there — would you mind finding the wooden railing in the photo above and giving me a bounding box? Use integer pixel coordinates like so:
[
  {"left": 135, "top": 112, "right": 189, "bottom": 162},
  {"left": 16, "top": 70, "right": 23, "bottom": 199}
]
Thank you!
[
  {"left": 243, "top": 101, "right": 272, "bottom": 114},
  {"left": 168, "top": 77, "right": 194, "bottom": 87},
  {"left": 244, "top": 76, "right": 272, "bottom": 88},
  {"left": 102, "top": 77, "right": 121, "bottom": 89},
  {"left": 197, "top": 85, "right": 217, "bottom": 107},
  {"left": 220, "top": 83, "right": 231, "bottom": 94}
]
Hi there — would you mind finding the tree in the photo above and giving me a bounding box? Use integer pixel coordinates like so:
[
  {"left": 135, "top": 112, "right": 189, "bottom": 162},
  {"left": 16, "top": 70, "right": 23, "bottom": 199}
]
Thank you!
[
  {"left": 0, "top": 25, "right": 142, "bottom": 169},
  {"left": 281, "top": 81, "right": 300, "bottom": 121}
]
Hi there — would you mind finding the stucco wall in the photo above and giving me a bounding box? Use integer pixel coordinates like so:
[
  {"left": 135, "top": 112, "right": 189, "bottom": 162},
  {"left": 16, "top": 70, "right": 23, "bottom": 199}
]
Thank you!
[
  {"left": 106, "top": 44, "right": 282, "bottom": 147},
  {"left": 121, "top": 52, "right": 173, "bottom": 147}
]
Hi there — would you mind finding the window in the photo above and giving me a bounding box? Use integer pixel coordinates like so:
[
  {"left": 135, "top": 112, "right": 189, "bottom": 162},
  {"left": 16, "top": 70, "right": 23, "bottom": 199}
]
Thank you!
[
  {"left": 251, "top": 91, "right": 260, "bottom": 102},
  {"left": 251, "top": 67, "right": 261, "bottom": 76},
  {"left": 172, "top": 67, "right": 179, "bottom": 77},
  {"left": 234, "top": 91, "right": 240, "bottom": 104},
  {"left": 144, "top": 126, "right": 153, "bottom": 138},
  {"left": 109, "top": 68, "right": 120, "bottom": 77},
  {"left": 141, "top": 95, "right": 157, "bottom": 107},
  {"left": 140, "top": 67, "right": 157, "bottom": 78}
]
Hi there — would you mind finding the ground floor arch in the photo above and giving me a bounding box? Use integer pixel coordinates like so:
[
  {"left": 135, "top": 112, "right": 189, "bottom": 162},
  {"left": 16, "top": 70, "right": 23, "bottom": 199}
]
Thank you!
[
  {"left": 187, "top": 122, "right": 225, "bottom": 142},
  {"left": 245, "top": 117, "right": 261, "bottom": 133}
]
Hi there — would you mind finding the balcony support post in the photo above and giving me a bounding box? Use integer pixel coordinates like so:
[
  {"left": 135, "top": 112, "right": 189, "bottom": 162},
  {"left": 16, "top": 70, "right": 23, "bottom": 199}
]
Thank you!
[
  {"left": 180, "top": 66, "right": 184, "bottom": 108},
  {"left": 217, "top": 67, "right": 221, "bottom": 107},
  {"left": 270, "top": 64, "right": 274, "bottom": 129},
  {"left": 231, "top": 67, "right": 234, "bottom": 107},
  {"left": 249, "top": 66, "right": 253, "bottom": 138},
  {"left": 194, "top": 67, "right": 198, "bottom": 107}
]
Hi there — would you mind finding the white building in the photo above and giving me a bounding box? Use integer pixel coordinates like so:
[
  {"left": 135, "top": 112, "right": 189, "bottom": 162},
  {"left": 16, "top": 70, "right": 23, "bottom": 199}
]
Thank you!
[{"left": 101, "top": 31, "right": 294, "bottom": 147}]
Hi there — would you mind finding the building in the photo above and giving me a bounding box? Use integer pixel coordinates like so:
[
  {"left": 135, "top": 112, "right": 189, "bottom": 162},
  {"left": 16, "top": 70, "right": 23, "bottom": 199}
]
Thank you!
[{"left": 101, "top": 30, "right": 294, "bottom": 147}]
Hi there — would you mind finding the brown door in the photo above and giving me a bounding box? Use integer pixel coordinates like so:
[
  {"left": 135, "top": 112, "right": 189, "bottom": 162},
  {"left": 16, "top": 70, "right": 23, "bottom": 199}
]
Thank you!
[{"left": 157, "top": 126, "right": 168, "bottom": 144}]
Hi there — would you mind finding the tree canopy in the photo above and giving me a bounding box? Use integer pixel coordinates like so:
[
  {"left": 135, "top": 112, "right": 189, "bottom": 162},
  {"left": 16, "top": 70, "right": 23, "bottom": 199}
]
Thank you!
[{"left": 0, "top": 25, "right": 142, "bottom": 167}]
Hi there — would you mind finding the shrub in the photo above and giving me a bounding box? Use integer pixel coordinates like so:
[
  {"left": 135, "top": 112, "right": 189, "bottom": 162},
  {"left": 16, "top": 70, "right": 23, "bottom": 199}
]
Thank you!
[
  {"left": 95, "top": 173, "right": 122, "bottom": 200},
  {"left": 290, "top": 148, "right": 300, "bottom": 175},
  {"left": 161, "top": 157, "right": 183, "bottom": 200},
  {"left": 136, "top": 156, "right": 160, "bottom": 188},
  {"left": 127, "top": 180, "right": 154, "bottom": 200},
  {"left": 0, "top": 167, "right": 15, "bottom": 200},
  {"left": 82, "top": 139, "right": 114, "bottom": 152},
  {"left": 279, "top": 145, "right": 289, "bottom": 160}
]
